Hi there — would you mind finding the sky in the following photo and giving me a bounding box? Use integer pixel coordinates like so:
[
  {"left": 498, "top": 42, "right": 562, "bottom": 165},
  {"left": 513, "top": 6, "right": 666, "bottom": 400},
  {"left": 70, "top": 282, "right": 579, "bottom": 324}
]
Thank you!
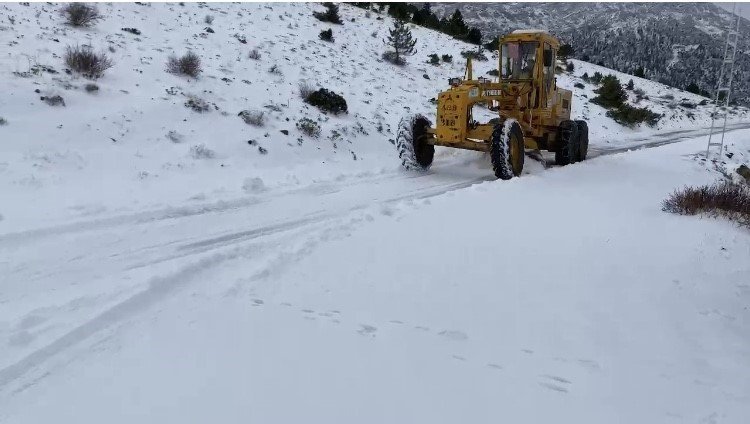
[{"left": 716, "top": 2, "right": 750, "bottom": 20}]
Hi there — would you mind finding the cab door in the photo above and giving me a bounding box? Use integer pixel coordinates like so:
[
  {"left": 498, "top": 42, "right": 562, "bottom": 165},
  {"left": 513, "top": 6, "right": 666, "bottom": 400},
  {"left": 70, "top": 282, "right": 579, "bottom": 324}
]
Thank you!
[{"left": 542, "top": 43, "right": 556, "bottom": 108}]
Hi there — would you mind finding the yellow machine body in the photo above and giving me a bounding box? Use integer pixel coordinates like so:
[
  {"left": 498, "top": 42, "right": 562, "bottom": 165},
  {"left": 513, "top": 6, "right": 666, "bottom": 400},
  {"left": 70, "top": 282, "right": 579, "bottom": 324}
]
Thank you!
[{"left": 431, "top": 31, "right": 573, "bottom": 153}]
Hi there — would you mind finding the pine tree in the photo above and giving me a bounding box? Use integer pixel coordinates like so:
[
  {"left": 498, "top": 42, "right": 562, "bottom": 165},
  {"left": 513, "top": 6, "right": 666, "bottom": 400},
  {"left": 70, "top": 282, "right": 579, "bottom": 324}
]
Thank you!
[
  {"left": 592, "top": 75, "right": 627, "bottom": 108},
  {"left": 447, "top": 9, "right": 468, "bottom": 37},
  {"left": 313, "top": 3, "right": 342, "bottom": 24},
  {"left": 386, "top": 3, "right": 411, "bottom": 21},
  {"left": 483, "top": 36, "right": 499, "bottom": 51},
  {"left": 558, "top": 44, "right": 575, "bottom": 60},
  {"left": 414, "top": 3, "right": 438, "bottom": 29},
  {"left": 384, "top": 19, "right": 417, "bottom": 65},
  {"left": 466, "top": 27, "right": 482, "bottom": 45},
  {"left": 424, "top": 9, "right": 439, "bottom": 29}
]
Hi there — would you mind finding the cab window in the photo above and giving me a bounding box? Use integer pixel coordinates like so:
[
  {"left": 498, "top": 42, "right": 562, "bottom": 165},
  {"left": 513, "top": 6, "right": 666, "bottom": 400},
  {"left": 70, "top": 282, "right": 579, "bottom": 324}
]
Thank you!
[{"left": 501, "top": 41, "right": 538, "bottom": 80}]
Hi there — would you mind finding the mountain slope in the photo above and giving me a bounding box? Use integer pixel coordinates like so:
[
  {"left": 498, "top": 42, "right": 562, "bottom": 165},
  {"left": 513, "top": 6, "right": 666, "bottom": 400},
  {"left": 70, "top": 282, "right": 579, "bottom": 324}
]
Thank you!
[
  {"left": 431, "top": 2, "right": 750, "bottom": 105},
  {"left": 2, "top": 2, "right": 747, "bottom": 231}
]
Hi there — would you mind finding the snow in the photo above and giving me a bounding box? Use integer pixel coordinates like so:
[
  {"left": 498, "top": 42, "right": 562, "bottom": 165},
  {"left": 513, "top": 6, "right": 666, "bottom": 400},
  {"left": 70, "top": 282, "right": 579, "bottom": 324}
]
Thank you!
[
  {"left": 1, "top": 3, "right": 750, "bottom": 423},
  {"left": 1, "top": 2, "right": 748, "bottom": 233},
  {"left": 511, "top": 28, "right": 549, "bottom": 34},
  {"left": 2, "top": 129, "right": 749, "bottom": 424}
]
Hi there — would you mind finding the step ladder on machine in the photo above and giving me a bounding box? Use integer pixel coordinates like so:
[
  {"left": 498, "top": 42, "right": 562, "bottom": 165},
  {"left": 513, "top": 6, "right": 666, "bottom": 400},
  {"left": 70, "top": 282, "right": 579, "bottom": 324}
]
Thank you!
[{"left": 706, "top": 4, "right": 742, "bottom": 159}]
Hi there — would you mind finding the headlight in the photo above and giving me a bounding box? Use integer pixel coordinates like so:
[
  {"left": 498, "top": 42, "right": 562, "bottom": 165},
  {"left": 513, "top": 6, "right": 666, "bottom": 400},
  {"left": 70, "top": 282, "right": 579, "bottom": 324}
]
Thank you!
[{"left": 448, "top": 77, "right": 461, "bottom": 86}]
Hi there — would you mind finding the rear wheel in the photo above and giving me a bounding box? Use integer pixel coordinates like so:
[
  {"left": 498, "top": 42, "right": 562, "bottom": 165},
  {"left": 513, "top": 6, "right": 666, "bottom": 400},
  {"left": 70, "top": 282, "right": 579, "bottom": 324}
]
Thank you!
[
  {"left": 554, "top": 120, "right": 579, "bottom": 166},
  {"left": 396, "top": 114, "right": 434, "bottom": 170},
  {"left": 490, "top": 119, "right": 524, "bottom": 180},
  {"left": 575, "top": 120, "right": 589, "bottom": 161}
]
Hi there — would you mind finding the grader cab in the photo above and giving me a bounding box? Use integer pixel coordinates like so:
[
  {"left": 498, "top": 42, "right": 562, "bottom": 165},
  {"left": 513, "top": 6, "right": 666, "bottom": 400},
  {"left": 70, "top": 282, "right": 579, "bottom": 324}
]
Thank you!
[{"left": 397, "top": 30, "right": 588, "bottom": 180}]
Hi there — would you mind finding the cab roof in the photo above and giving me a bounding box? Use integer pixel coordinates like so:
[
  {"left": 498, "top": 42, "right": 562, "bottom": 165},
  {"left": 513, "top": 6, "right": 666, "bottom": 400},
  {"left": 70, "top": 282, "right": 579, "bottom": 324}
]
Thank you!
[{"left": 501, "top": 30, "right": 560, "bottom": 49}]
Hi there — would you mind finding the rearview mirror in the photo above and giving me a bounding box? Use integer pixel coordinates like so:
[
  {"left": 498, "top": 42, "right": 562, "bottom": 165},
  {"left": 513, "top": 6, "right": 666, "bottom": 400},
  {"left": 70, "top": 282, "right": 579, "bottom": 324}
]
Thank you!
[{"left": 543, "top": 50, "right": 553, "bottom": 67}]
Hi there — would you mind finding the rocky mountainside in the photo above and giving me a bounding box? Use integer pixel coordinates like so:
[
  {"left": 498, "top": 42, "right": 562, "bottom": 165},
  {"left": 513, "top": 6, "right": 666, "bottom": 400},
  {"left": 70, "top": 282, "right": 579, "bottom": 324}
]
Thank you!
[{"left": 430, "top": 2, "right": 750, "bottom": 105}]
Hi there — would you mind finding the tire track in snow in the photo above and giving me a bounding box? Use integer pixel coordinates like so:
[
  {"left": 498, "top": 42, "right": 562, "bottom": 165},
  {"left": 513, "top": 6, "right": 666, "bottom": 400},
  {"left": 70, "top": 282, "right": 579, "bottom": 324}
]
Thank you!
[
  {"left": 4, "top": 121, "right": 737, "bottom": 245},
  {"left": 0, "top": 168, "right": 423, "bottom": 244},
  {"left": 122, "top": 176, "right": 490, "bottom": 270},
  {"left": 4, "top": 123, "right": 744, "bottom": 390},
  {"left": 0, "top": 246, "right": 255, "bottom": 391},
  {"left": 0, "top": 173, "right": 491, "bottom": 391},
  {"left": 589, "top": 122, "right": 750, "bottom": 157}
]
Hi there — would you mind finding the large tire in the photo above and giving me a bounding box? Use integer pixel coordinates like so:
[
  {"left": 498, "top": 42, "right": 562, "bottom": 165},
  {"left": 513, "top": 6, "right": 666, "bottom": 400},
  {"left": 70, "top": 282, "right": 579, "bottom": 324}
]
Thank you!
[
  {"left": 396, "top": 114, "right": 434, "bottom": 170},
  {"left": 554, "top": 120, "right": 579, "bottom": 166},
  {"left": 490, "top": 119, "right": 524, "bottom": 180},
  {"left": 575, "top": 120, "right": 589, "bottom": 161}
]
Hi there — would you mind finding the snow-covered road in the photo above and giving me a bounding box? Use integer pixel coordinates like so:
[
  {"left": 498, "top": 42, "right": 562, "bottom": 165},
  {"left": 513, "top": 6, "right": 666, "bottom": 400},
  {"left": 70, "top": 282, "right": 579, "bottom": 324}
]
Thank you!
[
  {"left": 4, "top": 123, "right": 743, "bottom": 377},
  {"left": 0, "top": 153, "right": 499, "bottom": 378},
  {"left": 589, "top": 121, "right": 750, "bottom": 157},
  {"left": 2, "top": 129, "right": 750, "bottom": 423}
]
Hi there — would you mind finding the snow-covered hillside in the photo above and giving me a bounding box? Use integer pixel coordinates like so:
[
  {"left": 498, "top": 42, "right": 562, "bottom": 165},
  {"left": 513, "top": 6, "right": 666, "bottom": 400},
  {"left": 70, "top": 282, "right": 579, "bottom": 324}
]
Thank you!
[
  {"left": 1, "top": 2, "right": 747, "bottom": 231},
  {"left": 432, "top": 2, "right": 750, "bottom": 105},
  {"left": 1, "top": 3, "right": 750, "bottom": 424}
]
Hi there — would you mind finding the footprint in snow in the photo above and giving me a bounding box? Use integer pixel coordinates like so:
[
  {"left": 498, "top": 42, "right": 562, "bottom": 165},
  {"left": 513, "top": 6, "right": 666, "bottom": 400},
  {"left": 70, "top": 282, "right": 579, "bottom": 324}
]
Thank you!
[
  {"left": 251, "top": 298, "right": 264, "bottom": 306},
  {"left": 486, "top": 363, "right": 503, "bottom": 370},
  {"left": 438, "top": 330, "right": 468, "bottom": 341},
  {"left": 542, "top": 374, "right": 572, "bottom": 384},
  {"left": 539, "top": 381, "right": 568, "bottom": 393},
  {"left": 357, "top": 324, "right": 377, "bottom": 336},
  {"left": 577, "top": 359, "right": 601, "bottom": 371},
  {"left": 538, "top": 375, "right": 572, "bottom": 393}
]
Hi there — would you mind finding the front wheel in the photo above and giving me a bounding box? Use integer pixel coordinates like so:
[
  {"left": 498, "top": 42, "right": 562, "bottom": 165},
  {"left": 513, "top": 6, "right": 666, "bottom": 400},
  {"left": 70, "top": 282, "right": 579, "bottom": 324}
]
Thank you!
[
  {"left": 396, "top": 114, "right": 434, "bottom": 170},
  {"left": 490, "top": 119, "right": 524, "bottom": 180}
]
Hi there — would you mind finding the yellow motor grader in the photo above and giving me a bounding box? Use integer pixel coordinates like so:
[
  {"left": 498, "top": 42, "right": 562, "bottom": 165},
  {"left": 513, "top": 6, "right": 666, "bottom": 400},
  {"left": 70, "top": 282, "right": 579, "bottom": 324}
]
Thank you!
[{"left": 397, "top": 30, "right": 588, "bottom": 179}]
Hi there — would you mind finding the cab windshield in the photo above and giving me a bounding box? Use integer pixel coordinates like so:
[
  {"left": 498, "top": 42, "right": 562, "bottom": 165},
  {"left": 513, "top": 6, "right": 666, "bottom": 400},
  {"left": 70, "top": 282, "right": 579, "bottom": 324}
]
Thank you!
[{"left": 501, "top": 42, "right": 538, "bottom": 80}]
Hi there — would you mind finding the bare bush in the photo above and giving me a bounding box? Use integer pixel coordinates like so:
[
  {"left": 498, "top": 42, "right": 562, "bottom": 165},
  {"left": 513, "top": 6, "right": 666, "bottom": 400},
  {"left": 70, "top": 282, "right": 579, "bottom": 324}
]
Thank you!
[
  {"left": 662, "top": 181, "right": 750, "bottom": 228},
  {"left": 204, "top": 14, "right": 214, "bottom": 25},
  {"left": 166, "top": 51, "right": 202, "bottom": 78},
  {"left": 305, "top": 88, "right": 347, "bottom": 115},
  {"left": 319, "top": 28, "right": 333, "bottom": 42},
  {"left": 268, "top": 64, "right": 282, "bottom": 75},
  {"left": 238, "top": 109, "right": 265, "bottom": 126},
  {"left": 0, "top": 117, "right": 7, "bottom": 126},
  {"left": 61, "top": 3, "right": 101, "bottom": 27},
  {"left": 84, "top": 83, "right": 99, "bottom": 93},
  {"left": 65, "top": 45, "right": 113, "bottom": 79},
  {"left": 297, "top": 118, "right": 321, "bottom": 138},
  {"left": 248, "top": 49, "right": 261, "bottom": 60},
  {"left": 298, "top": 80, "right": 315, "bottom": 100},
  {"left": 41, "top": 95, "right": 65, "bottom": 106},
  {"left": 184, "top": 96, "right": 209, "bottom": 112}
]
